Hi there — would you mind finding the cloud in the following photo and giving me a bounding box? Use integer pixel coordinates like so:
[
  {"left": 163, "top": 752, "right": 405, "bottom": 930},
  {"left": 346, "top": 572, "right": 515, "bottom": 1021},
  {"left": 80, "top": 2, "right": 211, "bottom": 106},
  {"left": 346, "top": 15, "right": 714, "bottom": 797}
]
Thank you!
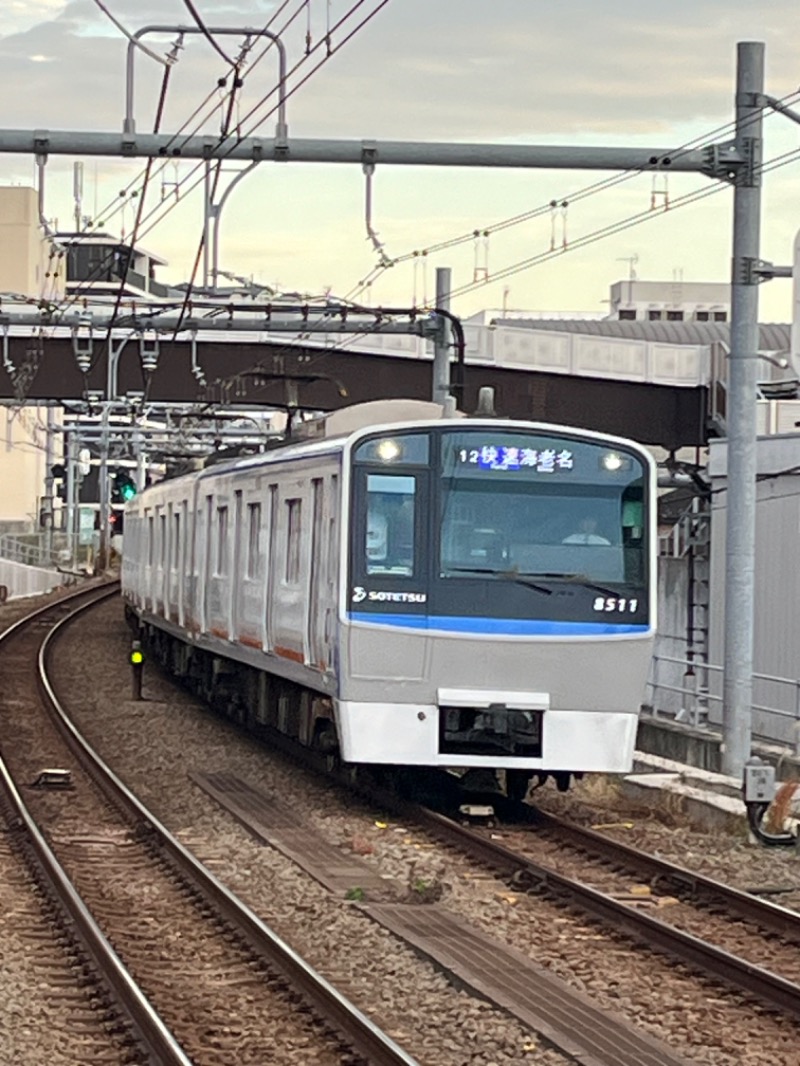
[
  {"left": 0, "top": 1, "right": 796, "bottom": 323},
  {"left": 0, "top": 0, "right": 796, "bottom": 139},
  {"left": 0, "top": 1, "right": 67, "bottom": 39}
]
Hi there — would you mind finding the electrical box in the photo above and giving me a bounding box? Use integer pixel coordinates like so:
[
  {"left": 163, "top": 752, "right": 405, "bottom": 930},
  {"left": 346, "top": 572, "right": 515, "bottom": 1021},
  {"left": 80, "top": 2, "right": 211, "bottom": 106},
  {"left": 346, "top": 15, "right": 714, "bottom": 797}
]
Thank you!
[{"left": 743, "top": 762, "right": 776, "bottom": 804}]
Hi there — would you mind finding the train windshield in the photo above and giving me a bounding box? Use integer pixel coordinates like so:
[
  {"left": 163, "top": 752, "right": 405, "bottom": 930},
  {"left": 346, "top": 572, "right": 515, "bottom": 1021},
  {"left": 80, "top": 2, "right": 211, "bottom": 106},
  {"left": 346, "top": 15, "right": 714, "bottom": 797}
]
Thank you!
[{"left": 439, "top": 430, "right": 647, "bottom": 586}]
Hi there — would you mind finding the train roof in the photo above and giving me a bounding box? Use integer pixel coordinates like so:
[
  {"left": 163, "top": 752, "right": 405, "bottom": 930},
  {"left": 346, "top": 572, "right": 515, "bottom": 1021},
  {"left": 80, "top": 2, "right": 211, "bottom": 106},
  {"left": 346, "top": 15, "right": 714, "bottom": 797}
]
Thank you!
[{"left": 132, "top": 398, "right": 656, "bottom": 498}]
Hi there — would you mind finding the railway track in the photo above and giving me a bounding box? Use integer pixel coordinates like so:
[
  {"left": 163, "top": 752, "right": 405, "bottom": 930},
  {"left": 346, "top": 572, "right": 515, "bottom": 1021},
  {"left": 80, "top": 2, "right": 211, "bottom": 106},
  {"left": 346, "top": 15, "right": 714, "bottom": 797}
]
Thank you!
[
  {"left": 34, "top": 590, "right": 800, "bottom": 1065},
  {"left": 409, "top": 801, "right": 800, "bottom": 1020},
  {"left": 0, "top": 585, "right": 417, "bottom": 1066}
]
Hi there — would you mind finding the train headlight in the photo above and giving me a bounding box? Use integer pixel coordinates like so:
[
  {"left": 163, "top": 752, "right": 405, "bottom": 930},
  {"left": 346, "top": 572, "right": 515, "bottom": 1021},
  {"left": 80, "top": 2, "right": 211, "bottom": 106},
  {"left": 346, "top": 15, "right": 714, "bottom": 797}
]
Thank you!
[
  {"left": 376, "top": 439, "right": 401, "bottom": 462},
  {"left": 601, "top": 451, "right": 630, "bottom": 472}
]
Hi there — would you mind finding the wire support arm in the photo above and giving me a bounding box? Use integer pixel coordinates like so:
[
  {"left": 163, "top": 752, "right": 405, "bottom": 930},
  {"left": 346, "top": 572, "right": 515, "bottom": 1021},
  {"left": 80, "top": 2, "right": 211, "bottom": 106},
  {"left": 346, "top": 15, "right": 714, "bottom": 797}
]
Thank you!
[
  {"left": 124, "top": 25, "right": 288, "bottom": 139},
  {"left": 760, "top": 93, "right": 800, "bottom": 128},
  {"left": 2, "top": 131, "right": 717, "bottom": 171}
]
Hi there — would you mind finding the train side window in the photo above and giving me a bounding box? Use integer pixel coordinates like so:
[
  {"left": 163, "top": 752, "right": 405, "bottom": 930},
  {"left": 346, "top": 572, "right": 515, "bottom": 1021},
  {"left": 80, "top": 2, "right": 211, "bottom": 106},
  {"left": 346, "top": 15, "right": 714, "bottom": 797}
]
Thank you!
[
  {"left": 286, "top": 498, "right": 302, "bottom": 583},
  {"left": 216, "top": 506, "right": 228, "bottom": 576},
  {"left": 247, "top": 502, "right": 262, "bottom": 579},
  {"left": 159, "top": 513, "right": 166, "bottom": 568},
  {"left": 366, "top": 474, "right": 416, "bottom": 577},
  {"left": 147, "top": 516, "right": 154, "bottom": 565},
  {"left": 328, "top": 475, "right": 338, "bottom": 591},
  {"left": 172, "top": 511, "right": 180, "bottom": 570}
]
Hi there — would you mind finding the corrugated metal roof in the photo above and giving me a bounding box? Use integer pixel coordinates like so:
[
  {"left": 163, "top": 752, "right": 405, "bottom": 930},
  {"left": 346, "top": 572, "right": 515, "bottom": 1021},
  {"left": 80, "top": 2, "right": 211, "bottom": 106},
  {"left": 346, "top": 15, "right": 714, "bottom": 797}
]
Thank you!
[{"left": 491, "top": 317, "right": 791, "bottom": 352}]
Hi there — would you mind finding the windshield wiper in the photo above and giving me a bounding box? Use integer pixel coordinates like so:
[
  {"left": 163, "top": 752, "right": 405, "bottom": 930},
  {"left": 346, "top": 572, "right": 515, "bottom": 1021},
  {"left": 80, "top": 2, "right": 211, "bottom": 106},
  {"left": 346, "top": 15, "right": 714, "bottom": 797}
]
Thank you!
[
  {"left": 515, "top": 572, "right": 621, "bottom": 598},
  {"left": 443, "top": 566, "right": 552, "bottom": 594}
]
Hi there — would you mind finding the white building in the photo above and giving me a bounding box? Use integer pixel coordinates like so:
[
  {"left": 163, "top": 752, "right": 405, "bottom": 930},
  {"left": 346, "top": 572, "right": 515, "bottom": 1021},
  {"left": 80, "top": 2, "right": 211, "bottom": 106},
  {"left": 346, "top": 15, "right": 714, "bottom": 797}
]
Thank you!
[
  {"left": 0, "top": 186, "right": 64, "bottom": 535},
  {"left": 607, "top": 279, "right": 730, "bottom": 323}
]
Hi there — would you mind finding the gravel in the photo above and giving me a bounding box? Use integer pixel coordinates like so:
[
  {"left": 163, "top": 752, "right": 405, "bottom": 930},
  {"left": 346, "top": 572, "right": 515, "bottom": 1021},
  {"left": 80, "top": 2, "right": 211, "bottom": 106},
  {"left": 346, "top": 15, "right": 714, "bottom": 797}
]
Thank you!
[{"left": 32, "top": 594, "right": 800, "bottom": 1065}]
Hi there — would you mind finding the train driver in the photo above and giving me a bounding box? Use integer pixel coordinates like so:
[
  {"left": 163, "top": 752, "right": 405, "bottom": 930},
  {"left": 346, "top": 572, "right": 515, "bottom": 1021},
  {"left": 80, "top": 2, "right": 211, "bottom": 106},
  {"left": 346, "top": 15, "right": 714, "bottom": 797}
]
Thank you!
[{"left": 562, "top": 516, "right": 610, "bottom": 545}]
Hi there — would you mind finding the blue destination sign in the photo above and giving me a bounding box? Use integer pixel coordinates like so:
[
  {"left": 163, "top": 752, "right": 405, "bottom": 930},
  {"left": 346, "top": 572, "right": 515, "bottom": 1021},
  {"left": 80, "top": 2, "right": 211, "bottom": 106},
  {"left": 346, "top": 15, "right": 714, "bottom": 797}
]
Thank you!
[{"left": 457, "top": 445, "right": 575, "bottom": 473}]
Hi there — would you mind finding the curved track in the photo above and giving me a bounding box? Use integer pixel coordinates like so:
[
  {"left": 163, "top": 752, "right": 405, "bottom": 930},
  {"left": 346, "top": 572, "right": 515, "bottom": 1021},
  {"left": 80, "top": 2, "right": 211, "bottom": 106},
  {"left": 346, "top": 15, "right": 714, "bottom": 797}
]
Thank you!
[{"left": 0, "top": 584, "right": 417, "bottom": 1066}]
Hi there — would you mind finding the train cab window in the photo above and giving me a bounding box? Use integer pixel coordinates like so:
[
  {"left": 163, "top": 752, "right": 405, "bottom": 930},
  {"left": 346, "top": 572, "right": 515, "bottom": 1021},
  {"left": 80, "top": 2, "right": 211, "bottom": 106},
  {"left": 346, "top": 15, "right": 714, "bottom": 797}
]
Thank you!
[
  {"left": 365, "top": 474, "right": 416, "bottom": 577},
  {"left": 439, "top": 431, "right": 647, "bottom": 588}
]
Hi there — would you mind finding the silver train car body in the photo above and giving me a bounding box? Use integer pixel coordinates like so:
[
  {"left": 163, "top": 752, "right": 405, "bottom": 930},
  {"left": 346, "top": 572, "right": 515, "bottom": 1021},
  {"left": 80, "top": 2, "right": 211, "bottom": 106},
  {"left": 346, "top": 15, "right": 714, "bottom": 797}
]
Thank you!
[{"left": 121, "top": 399, "right": 657, "bottom": 789}]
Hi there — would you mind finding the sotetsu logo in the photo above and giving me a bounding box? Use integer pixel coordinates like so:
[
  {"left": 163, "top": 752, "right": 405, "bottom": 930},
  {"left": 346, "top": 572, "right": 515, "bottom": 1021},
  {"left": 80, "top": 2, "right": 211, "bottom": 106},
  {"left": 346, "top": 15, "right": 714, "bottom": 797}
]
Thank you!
[{"left": 351, "top": 587, "right": 427, "bottom": 604}]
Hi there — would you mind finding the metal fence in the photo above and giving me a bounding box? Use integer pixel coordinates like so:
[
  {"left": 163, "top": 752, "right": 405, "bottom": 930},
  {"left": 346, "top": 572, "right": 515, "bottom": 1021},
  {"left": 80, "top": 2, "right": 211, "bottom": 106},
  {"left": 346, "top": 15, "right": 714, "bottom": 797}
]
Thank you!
[
  {"left": 0, "top": 533, "right": 63, "bottom": 569},
  {"left": 646, "top": 651, "right": 800, "bottom": 754}
]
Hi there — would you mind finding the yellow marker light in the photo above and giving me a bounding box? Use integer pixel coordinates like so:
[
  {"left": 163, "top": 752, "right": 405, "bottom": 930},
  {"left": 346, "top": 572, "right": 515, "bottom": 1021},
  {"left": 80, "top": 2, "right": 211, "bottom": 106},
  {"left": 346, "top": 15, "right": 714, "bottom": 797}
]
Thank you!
[
  {"left": 130, "top": 650, "right": 144, "bottom": 665},
  {"left": 376, "top": 438, "right": 401, "bottom": 462}
]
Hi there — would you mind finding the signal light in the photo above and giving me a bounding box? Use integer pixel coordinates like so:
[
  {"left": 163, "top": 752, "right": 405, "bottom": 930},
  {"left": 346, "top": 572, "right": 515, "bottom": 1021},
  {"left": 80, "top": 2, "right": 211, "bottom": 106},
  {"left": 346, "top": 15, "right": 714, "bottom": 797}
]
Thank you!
[
  {"left": 111, "top": 467, "right": 137, "bottom": 504},
  {"left": 130, "top": 639, "right": 144, "bottom": 700}
]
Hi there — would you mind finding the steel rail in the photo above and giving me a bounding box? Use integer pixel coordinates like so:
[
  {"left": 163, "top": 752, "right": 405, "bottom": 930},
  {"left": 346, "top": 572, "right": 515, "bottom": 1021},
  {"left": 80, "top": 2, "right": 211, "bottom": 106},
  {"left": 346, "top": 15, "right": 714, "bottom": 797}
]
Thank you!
[
  {"left": 530, "top": 807, "right": 800, "bottom": 940},
  {"left": 37, "top": 591, "right": 418, "bottom": 1066},
  {"left": 414, "top": 805, "right": 800, "bottom": 1020},
  {"left": 0, "top": 582, "right": 192, "bottom": 1066}
]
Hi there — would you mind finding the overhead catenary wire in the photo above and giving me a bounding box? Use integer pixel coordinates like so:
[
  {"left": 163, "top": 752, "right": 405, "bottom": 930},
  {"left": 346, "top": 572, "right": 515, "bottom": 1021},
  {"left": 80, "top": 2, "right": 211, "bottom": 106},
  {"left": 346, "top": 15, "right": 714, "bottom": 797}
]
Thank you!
[
  {"left": 74, "top": 0, "right": 390, "bottom": 311},
  {"left": 442, "top": 142, "right": 800, "bottom": 303},
  {"left": 89, "top": 62, "right": 176, "bottom": 391},
  {"left": 180, "top": 0, "right": 238, "bottom": 67},
  {"left": 344, "top": 88, "right": 800, "bottom": 302},
  {"left": 312, "top": 141, "right": 800, "bottom": 366},
  {"left": 90, "top": 0, "right": 170, "bottom": 66},
  {"left": 73, "top": 0, "right": 305, "bottom": 265},
  {"left": 144, "top": 1, "right": 392, "bottom": 400},
  {"left": 34, "top": 4, "right": 797, "bottom": 398},
  {"left": 50, "top": 0, "right": 373, "bottom": 320}
]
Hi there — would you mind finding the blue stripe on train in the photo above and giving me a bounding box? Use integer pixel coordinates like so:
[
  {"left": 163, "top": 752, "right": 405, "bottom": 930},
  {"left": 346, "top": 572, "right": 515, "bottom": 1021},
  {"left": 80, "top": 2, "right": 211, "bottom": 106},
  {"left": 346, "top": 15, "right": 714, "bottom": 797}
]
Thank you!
[{"left": 348, "top": 612, "right": 649, "bottom": 635}]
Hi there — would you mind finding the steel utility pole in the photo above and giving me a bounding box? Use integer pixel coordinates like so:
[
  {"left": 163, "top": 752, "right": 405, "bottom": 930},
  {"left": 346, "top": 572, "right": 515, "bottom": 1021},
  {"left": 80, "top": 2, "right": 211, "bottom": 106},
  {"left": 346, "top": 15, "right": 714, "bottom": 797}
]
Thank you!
[
  {"left": 722, "top": 41, "right": 764, "bottom": 777},
  {"left": 432, "top": 267, "right": 452, "bottom": 406}
]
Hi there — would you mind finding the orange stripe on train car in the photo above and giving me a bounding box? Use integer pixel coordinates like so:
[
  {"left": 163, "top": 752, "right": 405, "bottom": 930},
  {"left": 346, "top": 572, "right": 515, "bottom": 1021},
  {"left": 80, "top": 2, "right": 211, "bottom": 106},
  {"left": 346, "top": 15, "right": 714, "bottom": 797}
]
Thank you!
[
  {"left": 275, "top": 645, "right": 305, "bottom": 664},
  {"left": 239, "top": 635, "right": 263, "bottom": 650},
  {"left": 209, "top": 626, "right": 229, "bottom": 640}
]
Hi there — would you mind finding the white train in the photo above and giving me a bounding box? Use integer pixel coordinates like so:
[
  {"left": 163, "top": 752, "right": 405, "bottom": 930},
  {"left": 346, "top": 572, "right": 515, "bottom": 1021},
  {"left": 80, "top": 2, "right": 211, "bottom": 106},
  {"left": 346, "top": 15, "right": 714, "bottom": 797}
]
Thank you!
[{"left": 121, "top": 398, "right": 657, "bottom": 797}]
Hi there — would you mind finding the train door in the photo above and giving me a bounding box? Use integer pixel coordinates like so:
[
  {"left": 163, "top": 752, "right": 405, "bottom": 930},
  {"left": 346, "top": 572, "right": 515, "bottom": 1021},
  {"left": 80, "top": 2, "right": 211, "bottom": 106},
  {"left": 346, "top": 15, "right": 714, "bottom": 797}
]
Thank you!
[
  {"left": 231, "top": 489, "right": 243, "bottom": 639},
  {"left": 306, "top": 478, "right": 325, "bottom": 668}
]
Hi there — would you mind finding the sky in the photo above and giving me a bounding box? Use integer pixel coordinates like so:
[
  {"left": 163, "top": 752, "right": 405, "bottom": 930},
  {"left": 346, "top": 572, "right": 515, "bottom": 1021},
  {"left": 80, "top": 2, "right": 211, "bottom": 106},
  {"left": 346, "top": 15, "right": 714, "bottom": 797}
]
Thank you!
[{"left": 0, "top": 0, "right": 799, "bottom": 320}]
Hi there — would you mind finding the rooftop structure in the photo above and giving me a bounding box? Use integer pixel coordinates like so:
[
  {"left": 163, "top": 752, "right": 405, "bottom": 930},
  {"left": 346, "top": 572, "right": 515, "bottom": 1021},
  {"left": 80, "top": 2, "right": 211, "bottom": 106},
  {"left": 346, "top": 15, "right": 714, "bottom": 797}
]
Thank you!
[{"left": 608, "top": 279, "right": 731, "bottom": 323}]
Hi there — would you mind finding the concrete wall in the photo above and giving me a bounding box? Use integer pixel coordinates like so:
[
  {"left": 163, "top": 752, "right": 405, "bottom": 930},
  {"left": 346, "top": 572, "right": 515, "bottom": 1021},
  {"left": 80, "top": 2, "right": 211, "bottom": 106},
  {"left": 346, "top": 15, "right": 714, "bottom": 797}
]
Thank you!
[
  {"left": 0, "top": 558, "right": 63, "bottom": 599},
  {"left": 340, "top": 323, "right": 710, "bottom": 388}
]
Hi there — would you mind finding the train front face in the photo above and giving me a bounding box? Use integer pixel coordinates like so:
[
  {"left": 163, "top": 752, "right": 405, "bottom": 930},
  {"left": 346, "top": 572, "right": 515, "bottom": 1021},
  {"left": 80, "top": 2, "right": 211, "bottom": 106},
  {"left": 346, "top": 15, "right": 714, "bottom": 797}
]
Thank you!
[{"left": 338, "top": 422, "right": 655, "bottom": 777}]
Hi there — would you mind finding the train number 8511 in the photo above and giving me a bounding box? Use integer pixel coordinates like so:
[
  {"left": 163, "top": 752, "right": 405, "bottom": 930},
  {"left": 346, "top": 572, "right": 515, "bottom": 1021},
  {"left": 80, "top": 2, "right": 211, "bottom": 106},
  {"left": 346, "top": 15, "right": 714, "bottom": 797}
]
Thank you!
[{"left": 593, "top": 596, "right": 639, "bottom": 613}]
